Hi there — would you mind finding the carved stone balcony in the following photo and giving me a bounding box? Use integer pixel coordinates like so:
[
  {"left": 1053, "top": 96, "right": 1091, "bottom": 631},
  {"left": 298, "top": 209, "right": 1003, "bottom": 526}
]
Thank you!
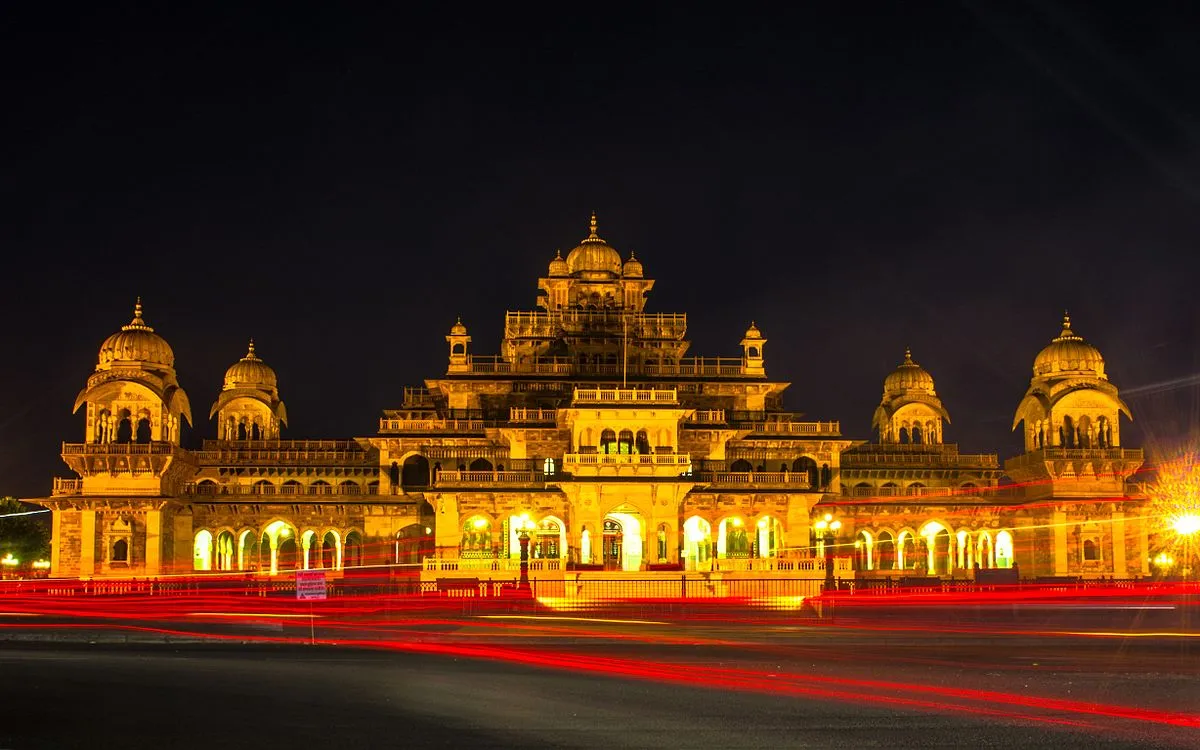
[
  {"left": 562, "top": 452, "right": 692, "bottom": 478},
  {"left": 572, "top": 387, "right": 678, "bottom": 405},
  {"left": 433, "top": 470, "right": 547, "bottom": 488},
  {"left": 695, "top": 471, "right": 813, "bottom": 489}
]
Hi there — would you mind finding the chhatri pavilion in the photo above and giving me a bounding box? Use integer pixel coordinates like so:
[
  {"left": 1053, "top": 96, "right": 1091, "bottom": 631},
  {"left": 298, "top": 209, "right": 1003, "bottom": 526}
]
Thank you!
[{"left": 35, "top": 215, "right": 1154, "bottom": 583}]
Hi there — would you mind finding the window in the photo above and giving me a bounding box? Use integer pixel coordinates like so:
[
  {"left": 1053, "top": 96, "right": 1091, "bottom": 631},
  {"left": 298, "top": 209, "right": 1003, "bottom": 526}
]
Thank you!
[
  {"left": 543, "top": 457, "right": 556, "bottom": 475},
  {"left": 1083, "top": 538, "right": 1099, "bottom": 561},
  {"left": 111, "top": 539, "right": 129, "bottom": 563}
]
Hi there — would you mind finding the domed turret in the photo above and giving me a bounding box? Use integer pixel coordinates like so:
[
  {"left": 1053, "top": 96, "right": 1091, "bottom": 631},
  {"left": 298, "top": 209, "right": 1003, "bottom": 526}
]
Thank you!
[
  {"left": 622, "top": 251, "right": 643, "bottom": 278},
  {"left": 1032, "top": 313, "right": 1106, "bottom": 378},
  {"left": 74, "top": 298, "right": 192, "bottom": 446},
  {"left": 883, "top": 348, "right": 936, "bottom": 395},
  {"left": 873, "top": 348, "right": 949, "bottom": 444},
  {"left": 210, "top": 338, "right": 287, "bottom": 439},
  {"left": 743, "top": 321, "right": 763, "bottom": 341},
  {"left": 222, "top": 340, "right": 278, "bottom": 391},
  {"left": 548, "top": 249, "right": 569, "bottom": 277},
  {"left": 565, "top": 212, "right": 623, "bottom": 276},
  {"left": 96, "top": 298, "right": 175, "bottom": 370}
]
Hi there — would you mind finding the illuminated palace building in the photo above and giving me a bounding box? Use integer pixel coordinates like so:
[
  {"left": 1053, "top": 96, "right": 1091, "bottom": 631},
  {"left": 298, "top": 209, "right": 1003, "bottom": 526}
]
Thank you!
[{"left": 39, "top": 215, "right": 1154, "bottom": 582}]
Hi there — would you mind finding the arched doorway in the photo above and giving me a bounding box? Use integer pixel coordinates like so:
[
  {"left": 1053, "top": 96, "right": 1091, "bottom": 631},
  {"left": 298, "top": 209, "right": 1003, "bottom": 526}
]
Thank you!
[
  {"left": 683, "top": 516, "right": 712, "bottom": 571},
  {"left": 876, "top": 531, "right": 895, "bottom": 570},
  {"left": 395, "top": 524, "right": 428, "bottom": 565},
  {"left": 602, "top": 511, "right": 643, "bottom": 571},
  {"left": 344, "top": 531, "right": 363, "bottom": 569},
  {"left": 755, "top": 516, "right": 782, "bottom": 558},
  {"left": 792, "top": 457, "right": 818, "bottom": 488},
  {"left": 193, "top": 530, "right": 213, "bottom": 571},
  {"left": 402, "top": 455, "right": 431, "bottom": 487},
  {"left": 854, "top": 530, "right": 874, "bottom": 571},
  {"left": 719, "top": 518, "right": 751, "bottom": 558},
  {"left": 460, "top": 516, "right": 494, "bottom": 558}
]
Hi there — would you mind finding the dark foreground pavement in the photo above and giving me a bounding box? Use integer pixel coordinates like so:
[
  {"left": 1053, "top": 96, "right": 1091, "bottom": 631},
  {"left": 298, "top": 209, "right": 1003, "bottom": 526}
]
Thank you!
[{"left": 0, "top": 642, "right": 1195, "bottom": 749}]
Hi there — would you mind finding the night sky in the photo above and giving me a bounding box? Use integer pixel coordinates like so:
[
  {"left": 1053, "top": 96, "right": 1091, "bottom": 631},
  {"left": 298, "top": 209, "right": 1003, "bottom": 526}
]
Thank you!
[{"left": 4, "top": 3, "right": 1200, "bottom": 498}]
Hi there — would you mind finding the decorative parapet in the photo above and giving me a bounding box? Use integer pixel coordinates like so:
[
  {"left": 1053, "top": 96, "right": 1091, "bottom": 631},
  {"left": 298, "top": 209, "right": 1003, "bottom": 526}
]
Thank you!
[
  {"left": 695, "top": 471, "right": 812, "bottom": 489},
  {"left": 572, "top": 388, "right": 678, "bottom": 405}
]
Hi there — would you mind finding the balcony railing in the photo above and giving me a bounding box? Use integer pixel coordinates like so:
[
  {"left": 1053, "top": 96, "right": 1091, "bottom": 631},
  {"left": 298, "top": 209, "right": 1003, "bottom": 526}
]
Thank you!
[
  {"left": 563, "top": 453, "right": 692, "bottom": 467},
  {"left": 685, "top": 409, "right": 727, "bottom": 424},
  {"left": 504, "top": 310, "right": 687, "bottom": 339},
  {"left": 696, "top": 471, "right": 813, "bottom": 488},
  {"left": 185, "top": 482, "right": 378, "bottom": 497},
  {"left": 841, "top": 485, "right": 1026, "bottom": 500},
  {"left": 573, "top": 388, "right": 678, "bottom": 405},
  {"left": 434, "top": 470, "right": 546, "bottom": 486},
  {"left": 1005, "top": 447, "right": 1144, "bottom": 471},
  {"left": 62, "top": 442, "right": 179, "bottom": 455},
  {"left": 742, "top": 421, "right": 841, "bottom": 436},
  {"left": 379, "top": 418, "right": 488, "bottom": 433},
  {"left": 193, "top": 448, "right": 371, "bottom": 465},
  {"left": 841, "top": 451, "right": 999, "bottom": 468},
  {"left": 52, "top": 478, "right": 83, "bottom": 495},
  {"left": 459, "top": 355, "right": 755, "bottom": 378},
  {"left": 509, "top": 407, "right": 557, "bottom": 423},
  {"left": 424, "top": 557, "right": 564, "bottom": 573}
]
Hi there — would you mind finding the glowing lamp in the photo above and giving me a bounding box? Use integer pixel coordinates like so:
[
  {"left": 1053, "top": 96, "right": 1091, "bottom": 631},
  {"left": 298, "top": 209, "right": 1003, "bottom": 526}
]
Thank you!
[
  {"left": 0, "top": 553, "right": 17, "bottom": 567},
  {"left": 1153, "top": 552, "right": 1175, "bottom": 569},
  {"left": 830, "top": 520, "right": 842, "bottom": 532},
  {"left": 732, "top": 518, "right": 743, "bottom": 527},
  {"left": 473, "top": 518, "right": 489, "bottom": 529},
  {"left": 1173, "top": 514, "right": 1200, "bottom": 536},
  {"left": 814, "top": 520, "right": 827, "bottom": 532},
  {"left": 32, "top": 560, "right": 50, "bottom": 570}
]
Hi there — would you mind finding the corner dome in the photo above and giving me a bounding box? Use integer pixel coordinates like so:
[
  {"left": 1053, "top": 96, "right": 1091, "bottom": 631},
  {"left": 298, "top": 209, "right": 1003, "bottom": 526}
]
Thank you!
[
  {"left": 548, "top": 249, "right": 569, "bottom": 276},
  {"left": 884, "top": 348, "right": 935, "bottom": 394},
  {"left": 449, "top": 317, "right": 468, "bottom": 336},
  {"left": 223, "top": 340, "right": 277, "bottom": 390},
  {"left": 743, "top": 321, "right": 763, "bottom": 340},
  {"left": 565, "top": 212, "right": 623, "bottom": 276},
  {"left": 622, "top": 251, "right": 643, "bottom": 278},
  {"left": 1033, "top": 313, "right": 1105, "bottom": 378},
  {"left": 97, "top": 299, "right": 175, "bottom": 370}
]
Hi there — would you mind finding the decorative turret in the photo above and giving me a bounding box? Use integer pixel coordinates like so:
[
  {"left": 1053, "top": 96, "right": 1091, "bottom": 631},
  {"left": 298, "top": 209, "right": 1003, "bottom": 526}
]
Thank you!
[
  {"left": 1008, "top": 312, "right": 1141, "bottom": 498},
  {"left": 548, "top": 249, "right": 568, "bottom": 277},
  {"left": 740, "top": 322, "right": 766, "bottom": 377},
  {"left": 65, "top": 298, "right": 196, "bottom": 498},
  {"left": 622, "top": 251, "right": 643, "bottom": 278},
  {"left": 210, "top": 339, "right": 288, "bottom": 440},
  {"left": 73, "top": 298, "right": 192, "bottom": 445},
  {"left": 446, "top": 317, "right": 472, "bottom": 374},
  {"left": 565, "top": 212, "right": 623, "bottom": 277},
  {"left": 873, "top": 348, "right": 949, "bottom": 444}
]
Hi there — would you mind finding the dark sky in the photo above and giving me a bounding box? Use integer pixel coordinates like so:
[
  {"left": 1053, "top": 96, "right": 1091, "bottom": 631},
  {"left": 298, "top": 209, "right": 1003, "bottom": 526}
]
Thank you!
[{"left": 3, "top": 2, "right": 1200, "bottom": 498}]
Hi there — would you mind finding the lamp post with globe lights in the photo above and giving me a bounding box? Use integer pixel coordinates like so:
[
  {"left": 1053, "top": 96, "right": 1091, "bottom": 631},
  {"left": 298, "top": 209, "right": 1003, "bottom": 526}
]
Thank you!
[
  {"left": 1145, "top": 453, "right": 1200, "bottom": 581},
  {"left": 516, "top": 515, "right": 533, "bottom": 592},
  {"left": 813, "top": 513, "right": 842, "bottom": 592}
]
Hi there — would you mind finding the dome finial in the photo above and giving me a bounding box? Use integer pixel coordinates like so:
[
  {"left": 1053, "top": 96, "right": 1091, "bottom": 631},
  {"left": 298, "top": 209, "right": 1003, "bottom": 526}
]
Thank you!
[
  {"left": 588, "top": 211, "right": 598, "bottom": 238},
  {"left": 554, "top": 248, "right": 563, "bottom": 259},
  {"left": 246, "top": 338, "right": 258, "bottom": 359},
  {"left": 123, "top": 296, "right": 153, "bottom": 332},
  {"left": 904, "top": 347, "right": 913, "bottom": 364},
  {"left": 1053, "top": 310, "right": 1082, "bottom": 342},
  {"left": 1062, "top": 310, "right": 1072, "bottom": 332}
]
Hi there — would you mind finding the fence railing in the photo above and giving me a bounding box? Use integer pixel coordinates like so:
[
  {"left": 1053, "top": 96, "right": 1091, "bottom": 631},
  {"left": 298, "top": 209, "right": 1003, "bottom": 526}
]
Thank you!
[
  {"left": 434, "top": 470, "right": 545, "bottom": 486},
  {"left": 52, "top": 477, "right": 83, "bottom": 495},
  {"left": 573, "top": 388, "right": 678, "bottom": 404},
  {"left": 698, "top": 471, "right": 813, "bottom": 488},
  {"left": 563, "top": 453, "right": 692, "bottom": 467}
]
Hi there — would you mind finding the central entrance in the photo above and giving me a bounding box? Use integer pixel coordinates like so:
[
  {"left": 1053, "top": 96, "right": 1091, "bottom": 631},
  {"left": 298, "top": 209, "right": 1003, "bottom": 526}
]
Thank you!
[{"left": 602, "top": 509, "right": 644, "bottom": 572}]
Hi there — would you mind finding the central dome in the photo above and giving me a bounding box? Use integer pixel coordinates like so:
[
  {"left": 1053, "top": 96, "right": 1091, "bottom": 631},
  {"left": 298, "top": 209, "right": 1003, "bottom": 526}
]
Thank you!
[
  {"left": 1033, "top": 313, "right": 1105, "bottom": 378},
  {"left": 883, "top": 349, "right": 935, "bottom": 394},
  {"left": 223, "top": 340, "right": 278, "bottom": 390},
  {"left": 565, "top": 212, "right": 623, "bottom": 276},
  {"left": 97, "top": 299, "right": 175, "bottom": 370}
]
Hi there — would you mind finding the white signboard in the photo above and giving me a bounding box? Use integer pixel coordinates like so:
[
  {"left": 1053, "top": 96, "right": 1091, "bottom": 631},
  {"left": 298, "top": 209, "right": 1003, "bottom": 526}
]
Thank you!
[{"left": 296, "top": 570, "right": 327, "bottom": 600}]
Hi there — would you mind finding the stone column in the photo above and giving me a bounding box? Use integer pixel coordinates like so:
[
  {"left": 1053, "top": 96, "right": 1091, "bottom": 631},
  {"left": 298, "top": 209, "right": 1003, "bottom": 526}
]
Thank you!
[
  {"left": 50, "top": 510, "right": 63, "bottom": 577},
  {"left": 1111, "top": 510, "right": 1127, "bottom": 576},
  {"left": 1052, "top": 510, "right": 1069, "bottom": 576},
  {"left": 79, "top": 510, "right": 97, "bottom": 577},
  {"left": 145, "top": 510, "right": 162, "bottom": 576}
]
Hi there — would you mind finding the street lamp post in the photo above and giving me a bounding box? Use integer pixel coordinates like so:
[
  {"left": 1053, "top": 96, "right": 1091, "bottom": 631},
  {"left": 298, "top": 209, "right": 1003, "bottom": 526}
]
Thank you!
[
  {"left": 813, "top": 513, "right": 842, "bottom": 592},
  {"left": 518, "top": 523, "right": 532, "bottom": 592}
]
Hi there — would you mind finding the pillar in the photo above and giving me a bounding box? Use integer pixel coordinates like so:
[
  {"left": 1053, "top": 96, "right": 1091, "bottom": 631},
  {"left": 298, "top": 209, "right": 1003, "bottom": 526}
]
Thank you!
[
  {"left": 50, "top": 510, "right": 63, "bottom": 577},
  {"left": 1111, "top": 510, "right": 1127, "bottom": 576},
  {"left": 79, "top": 510, "right": 96, "bottom": 577},
  {"left": 145, "top": 510, "right": 162, "bottom": 576},
  {"left": 1052, "top": 510, "right": 1068, "bottom": 576}
]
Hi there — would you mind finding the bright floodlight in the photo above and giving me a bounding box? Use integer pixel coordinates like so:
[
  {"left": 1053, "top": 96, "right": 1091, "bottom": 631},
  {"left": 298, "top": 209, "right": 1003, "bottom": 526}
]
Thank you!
[{"left": 1173, "top": 513, "right": 1200, "bottom": 536}]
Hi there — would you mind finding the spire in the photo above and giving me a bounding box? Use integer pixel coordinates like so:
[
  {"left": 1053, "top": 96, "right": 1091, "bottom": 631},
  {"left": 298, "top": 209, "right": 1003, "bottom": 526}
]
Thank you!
[
  {"left": 1054, "top": 310, "right": 1082, "bottom": 342},
  {"left": 903, "top": 347, "right": 914, "bottom": 365},
  {"left": 245, "top": 338, "right": 259, "bottom": 360},
  {"left": 554, "top": 248, "right": 563, "bottom": 259},
  {"left": 123, "top": 296, "right": 153, "bottom": 332},
  {"left": 588, "top": 211, "right": 598, "bottom": 238}
]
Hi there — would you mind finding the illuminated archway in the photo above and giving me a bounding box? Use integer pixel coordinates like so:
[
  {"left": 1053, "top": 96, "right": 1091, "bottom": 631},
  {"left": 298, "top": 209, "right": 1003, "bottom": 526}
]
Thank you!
[
  {"left": 193, "top": 530, "right": 213, "bottom": 571},
  {"left": 995, "top": 530, "right": 1014, "bottom": 569},
  {"left": 683, "top": 516, "right": 713, "bottom": 571},
  {"left": 754, "top": 516, "right": 782, "bottom": 558},
  {"left": 604, "top": 512, "right": 643, "bottom": 571},
  {"left": 718, "top": 517, "right": 750, "bottom": 558}
]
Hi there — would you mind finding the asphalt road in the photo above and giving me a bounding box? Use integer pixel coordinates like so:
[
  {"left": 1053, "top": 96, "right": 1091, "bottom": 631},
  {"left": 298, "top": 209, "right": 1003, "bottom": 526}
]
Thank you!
[{"left": 0, "top": 641, "right": 1195, "bottom": 749}]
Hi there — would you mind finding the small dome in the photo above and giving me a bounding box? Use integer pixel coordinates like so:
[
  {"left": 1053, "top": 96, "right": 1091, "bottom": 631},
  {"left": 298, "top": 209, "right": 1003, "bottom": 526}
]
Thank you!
[
  {"left": 622, "top": 251, "right": 643, "bottom": 278},
  {"left": 884, "top": 348, "right": 935, "bottom": 394},
  {"left": 97, "top": 299, "right": 175, "bottom": 370},
  {"left": 449, "top": 317, "right": 468, "bottom": 336},
  {"left": 743, "top": 321, "right": 763, "bottom": 340},
  {"left": 565, "top": 212, "right": 623, "bottom": 276},
  {"left": 223, "top": 340, "right": 277, "bottom": 390},
  {"left": 1033, "top": 313, "right": 1105, "bottom": 378},
  {"left": 548, "top": 249, "right": 568, "bottom": 276}
]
